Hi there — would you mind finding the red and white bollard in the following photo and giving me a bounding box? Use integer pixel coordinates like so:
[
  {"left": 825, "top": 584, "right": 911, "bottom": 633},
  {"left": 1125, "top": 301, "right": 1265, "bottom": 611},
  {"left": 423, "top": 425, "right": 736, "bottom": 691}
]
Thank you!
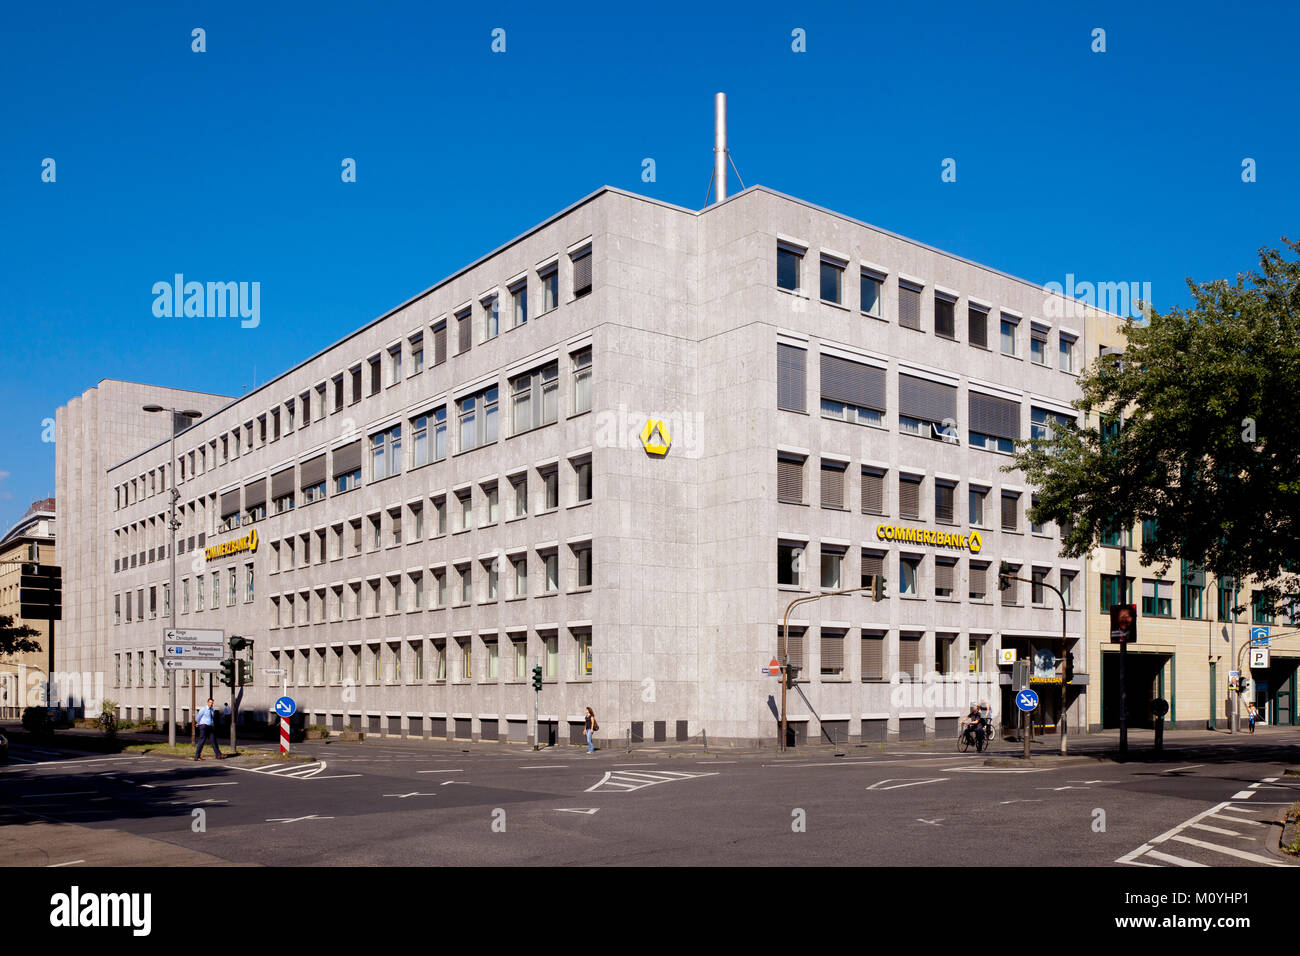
[{"left": 280, "top": 715, "right": 291, "bottom": 755}]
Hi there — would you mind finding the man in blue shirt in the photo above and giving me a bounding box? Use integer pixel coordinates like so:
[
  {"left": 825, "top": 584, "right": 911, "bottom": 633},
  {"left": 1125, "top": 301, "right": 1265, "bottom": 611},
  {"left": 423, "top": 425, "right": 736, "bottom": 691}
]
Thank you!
[{"left": 195, "top": 698, "right": 224, "bottom": 760}]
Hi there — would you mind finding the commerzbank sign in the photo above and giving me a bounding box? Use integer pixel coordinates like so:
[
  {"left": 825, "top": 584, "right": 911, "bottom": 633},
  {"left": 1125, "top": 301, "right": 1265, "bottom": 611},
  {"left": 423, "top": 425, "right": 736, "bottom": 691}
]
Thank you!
[
  {"left": 205, "top": 528, "right": 258, "bottom": 562},
  {"left": 875, "top": 524, "right": 983, "bottom": 554}
]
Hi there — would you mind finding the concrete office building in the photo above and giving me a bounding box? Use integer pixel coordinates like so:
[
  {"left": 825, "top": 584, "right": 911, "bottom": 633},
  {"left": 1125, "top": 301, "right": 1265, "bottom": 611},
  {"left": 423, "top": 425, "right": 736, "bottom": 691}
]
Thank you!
[
  {"left": 0, "top": 498, "right": 57, "bottom": 718},
  {"left": 1084, "top": 313, "right": 1299, "bottom": 731},
  {"left": 56, "top": 181, "right": 1112, "bottom": 747}
]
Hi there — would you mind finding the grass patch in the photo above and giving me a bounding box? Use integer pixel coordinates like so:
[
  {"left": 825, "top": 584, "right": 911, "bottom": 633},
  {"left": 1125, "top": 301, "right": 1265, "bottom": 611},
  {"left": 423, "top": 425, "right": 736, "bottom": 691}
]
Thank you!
[
  {"left": 124, "top": 743, "right": 312, "bottom": 762},
  {"left": 1282, "top": 802, "right": 1300, "bottom": 857}
]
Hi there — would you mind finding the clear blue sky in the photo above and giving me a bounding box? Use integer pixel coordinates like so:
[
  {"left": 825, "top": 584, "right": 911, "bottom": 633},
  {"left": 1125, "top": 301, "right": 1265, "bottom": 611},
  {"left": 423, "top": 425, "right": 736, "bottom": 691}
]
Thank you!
[{"left": 1, "top": 0, "right": 1296, "bottom": 529}]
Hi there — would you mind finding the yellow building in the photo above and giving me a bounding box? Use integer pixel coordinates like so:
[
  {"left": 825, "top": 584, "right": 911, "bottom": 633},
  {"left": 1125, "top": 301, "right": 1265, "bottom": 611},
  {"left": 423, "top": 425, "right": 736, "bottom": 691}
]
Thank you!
[
  {"left": 0, "top": 498, "right": 56, "bottom": 719},
  {"left": 1083, "top": 314, "right": 1297, "bottom": 730}
]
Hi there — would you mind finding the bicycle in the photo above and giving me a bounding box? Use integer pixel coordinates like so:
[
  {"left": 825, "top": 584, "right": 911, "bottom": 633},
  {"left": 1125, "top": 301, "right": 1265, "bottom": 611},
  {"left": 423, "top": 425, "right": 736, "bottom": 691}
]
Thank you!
[{"left": 957, "top": 722, "right": 986, "bottom": 753}]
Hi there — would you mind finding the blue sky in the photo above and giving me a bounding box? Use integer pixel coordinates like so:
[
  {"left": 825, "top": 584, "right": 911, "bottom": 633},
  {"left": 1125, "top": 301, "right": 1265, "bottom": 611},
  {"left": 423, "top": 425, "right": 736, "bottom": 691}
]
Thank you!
[{"left": 1, "top": 0, "right": 1296, "bottom": 529}]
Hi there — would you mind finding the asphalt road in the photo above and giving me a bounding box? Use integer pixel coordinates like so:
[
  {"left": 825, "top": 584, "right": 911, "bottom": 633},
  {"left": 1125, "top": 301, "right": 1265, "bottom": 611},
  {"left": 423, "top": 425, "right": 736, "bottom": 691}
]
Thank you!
[{"left": 4, "top": 730, "right": 1299, "bottom": 867}]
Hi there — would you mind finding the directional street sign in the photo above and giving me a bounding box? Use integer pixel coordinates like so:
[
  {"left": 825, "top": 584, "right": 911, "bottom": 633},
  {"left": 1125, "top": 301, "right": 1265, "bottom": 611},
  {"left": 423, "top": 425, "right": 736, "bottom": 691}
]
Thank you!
[
  {"left": 275, "top": 696, "right": 297, "bottom": 718},
  {"left": 163, "top": 628, "right": 224, "bottom": 645},
  {"left": 1250, "top": 626, "right": 1270, "bottom": 647},
  {"left": 1015, "top": 689, "right": 1040, "bottom": 713},
  {"left": 164, "top": 658, "right": 223, "bottom": 672},
  {"left": 263, "top": 668, "right": 286, "bottom": 676},
  {"left": 1250, "top": 647, "right": 1271, "bottom": 669},
  {"left": 164, "top": 643, "right": 225, "bottom": 659}
]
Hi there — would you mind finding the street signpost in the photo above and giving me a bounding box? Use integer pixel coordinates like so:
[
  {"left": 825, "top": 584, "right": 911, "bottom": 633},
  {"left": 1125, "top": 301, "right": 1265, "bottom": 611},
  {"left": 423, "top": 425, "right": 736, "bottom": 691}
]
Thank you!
[
  {"left": 1249, "top": 647, "right": 1270, "bottom": 669},
  {"left": 163, "top": 628, "right": 224, "bottom": 644},
  {"left": 1016, "top": 688, "right": 1038, "bottom": 760},
  {"left": 164, "top": 643, "right": 225, "bottom": 660},
  {"left": 1250, "top": 626, "right": 1270, "bottom": 647},
  {"left": 163, "top": 658, "right": 223, "bottom": 672},
  {"left": 275, "top": 696, "right": 296, "bottom": 755}
]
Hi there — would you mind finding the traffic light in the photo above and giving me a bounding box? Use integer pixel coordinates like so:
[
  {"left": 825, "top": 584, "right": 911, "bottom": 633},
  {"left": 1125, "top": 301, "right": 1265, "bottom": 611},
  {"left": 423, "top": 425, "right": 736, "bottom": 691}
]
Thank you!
[
  {"left": 19, "top": 563, "right": 62, "bottom": 621},
  {"left": 784, "top": 663, "right": 801, "bottom": 688},
  {"left": 1239, "top": 676, "right": 1252, "bottom": 696},
  {"left": 872, "top": 574, "right": 886, "bottom": 602},
  {"left": 998, "top": 561, "right": 1013, "bottom": 591},
  {"left": 219, "top": 659, "right": 235, "bottom": 687},
  {"left": 1064, "top": 652, "right": 1075, "bottom": 683},
  {"left": 229, "top": 635, "right": 250, "bottom": 652},
  {"left": 531, "top": 665, "right": 543, "bottom": 692},
  {"left": 237, "top": 660, "right": 250, "bottom": 686}
]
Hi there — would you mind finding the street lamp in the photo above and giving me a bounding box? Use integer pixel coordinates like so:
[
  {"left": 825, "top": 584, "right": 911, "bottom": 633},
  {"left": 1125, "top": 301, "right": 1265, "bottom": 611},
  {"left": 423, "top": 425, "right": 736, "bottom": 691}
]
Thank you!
[{"left": 143, "top": 404, "right": 203, "bottom": 747}]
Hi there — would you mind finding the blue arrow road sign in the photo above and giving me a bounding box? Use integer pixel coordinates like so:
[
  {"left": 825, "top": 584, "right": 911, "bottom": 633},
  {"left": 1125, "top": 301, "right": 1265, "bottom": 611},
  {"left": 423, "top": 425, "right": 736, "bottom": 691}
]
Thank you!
[
  {"left": 1015, "top": 689, "right": 1039, "bottom": 713},
  {"left": 275, "top": 696, "right": 297, "bottom": 718},
  {"left": 1250, "top": 626, "right": 1270, "bottom": 646}
]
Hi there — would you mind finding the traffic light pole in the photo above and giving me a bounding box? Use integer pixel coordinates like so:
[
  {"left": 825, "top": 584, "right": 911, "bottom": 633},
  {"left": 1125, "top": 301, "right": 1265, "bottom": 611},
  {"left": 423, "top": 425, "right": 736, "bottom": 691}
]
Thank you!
[
  {"left": 531, "top": 655, "right": 539, "bottom": 751},
  {"left": 1119, "top": 546, "right": 1128, "bottom": 759}
]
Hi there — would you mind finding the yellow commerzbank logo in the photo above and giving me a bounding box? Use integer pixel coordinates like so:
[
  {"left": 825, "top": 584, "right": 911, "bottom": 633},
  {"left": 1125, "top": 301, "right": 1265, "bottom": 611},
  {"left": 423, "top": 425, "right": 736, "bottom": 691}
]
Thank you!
[
  {"left": 205, "top": 528, "right": 258, "bottom": 562},
  {"left": 875, "top": 524, "right": 982, "bottom": 554},
  {"left": 640, "top": 419, "right": 671, "bottom": 456}
]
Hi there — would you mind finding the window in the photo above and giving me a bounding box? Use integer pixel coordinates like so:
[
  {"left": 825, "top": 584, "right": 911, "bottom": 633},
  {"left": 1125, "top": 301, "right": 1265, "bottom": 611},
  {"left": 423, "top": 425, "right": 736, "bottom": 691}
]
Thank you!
[
  {"left": 899, "top": 556, "right": 920, "bottom": 596},
  {"left": 935, "top": 634, "right": 956, "bottom": 676},
  {"left": 969, "top": 636, "right": 988, "bottom": 673},
  {"left": 181, "top": 580, "right": 189, "bottom": 615},
  {"left": 820, "top": 257, "right": 844, "bottom": 304},
  {"left": 573, "top": 458, "right": 592, "bottom": 504},
  {"left": 861, "top": 632, "right": 885, "bottom": 681},
  {"left": 540, "top": 264, "right": 559, "bottom": 314},
  {"left": 512, "top": 556, "right": 528, "bottom": 597},
  {"left": 389, "top": 507, "right": 402, "bottom": 546},
  {"left": 456, "top": 309, "right": 472, "bottom": 355},
  {"left": 482, "top": 295, "right": 499, "bottom": 341},
  {"left": 211, "top": 571, "right": 219, "bottom": 610},
  {"left": 935, "top": 559, "right": 956, "bottom": 599},
  {"left": 1000, "top": 314, "right": 1019, "bottom": 357},
  {"left": 1030, "top": 407, "right": 1075, "bottom": 445},
  {"left": 777, "top": 626, "right": 806, "bottom": 679},
  {"left": 412, "top": 411, "right": 432, "bottom": 467},
  {"left": 1030, "top": 495, "right": 1045, "bottom": 535},
  {"left": 388, "top": 344, "right": 403, "bottom": 385},
  {"left": 1000, "top": 564, "right": 1020, "bottom": 606},
  {"left": 456, "top": 490, "right": 473, "bottom": 531},
  {"left": 334, "top": 439, "right": 362, "bottom": 494},
  {"left": 1218, "top": 578, "right": 1239, "bottom": 621},
  {"left": 1031, "top": 567, "right": 1048, "bottom": 605},
  {"left": 432, "top": 320, "right": 448, "bottom": 366},
  {"left": 457, "top": 385, "right": 499, "bottom": 451},
  {"left": 301, "top": 459, "right": 326, "bottom": 505},
  {"left": 820, "top": 548, "right": 843, "bottom": 590},
  {"left": 370, "top": 425, "right": 402, "bottom": 481},
  {"left": 1100, "top": 574, "right": 1134, "bottom": 612},
  {"left": 114, "top": 593, "right": 121, "bottom": 624},
  {"left": 544, "top": 552, "right": 559, "bottom": 593},
  {"left": 571, "top": 347, "right": 592, "bottom": 415},
  {"left": 820, "top": 461, "right": 846, "bottom": 510},
  {"left": 196, "top": 574, "right": 204, "bottom": 611},
  {"left": 776, "top": 243, "right": 803, "bottom": 292},
  {"left": 1181, "top": 563, "right": 1204, "bottom": 619},
  {"left": 820, "top": 353, "right": 885, "bottom": 426},
  {"left": 1061, "top": 570, "right": 1077, "bottom": 609},
  {"left": 511, "top": 282, "right": 528, "bottom": 328},
  {"left": 899, "top": 475, "right": 921, "bottom": 520},
  {"left": 898, "top": 374, "right": 957, "bottom": 441},
  {"left": 410, "top": 504, "right": 423, "bottom": 541},
  {"left": 860, "top": 550, "right": 884, "bottom": 591},
  {"left": 368, "top": 355, "right": 382, "bottom": 395},
  {"left": 1059, "top": 334, "right": 1076, "bottom": 373},
  {"left": 934, "top": 294, "right": 956, "bottom": 339},
  {"left": 1140, "top": 518, "right": 1158, "bottom": 546},
  {"left": 460, "top": 564, "right": 474, "bottom": 606},
  {"left": 860, "top": 271, "right": 883, "bottom": 318},
  {"left": 433, "top": 569, "right": 446, "bottom": 608},
  {"left": 861, "top": 468, "right": 885, "bottom": 515},
  {"left": 483, "top": 484, "right": 499, "bottom": 524},
  {"left": 573, "top": 544, "right": 592, "bottom": 589},
  {"left": 969, "top": 562, "right": 988, "bottom": 601},
  {"left": 820, "top": 630, "right": 846, "bottom": 677},
  {"left": 898, "top": 281, "right": 922, "bottom": 331},
  {"left": 1101, "top": 522, "right": 1133, "bottom": 548},
  {"left": 1252, "top": 591, "right": 1276, "bottom": 625},
  {"left": 1000, "top": 491, "right": 1020, "bottom": 532},
  {"left": 432, "top": 497, "right": 447, "bottom": 535},
  {"left": 544, "top": 634, "right": 559, "bottom": 677},
  {"left": 572, "top": 246, "right": 592, "bottom": 298},
  {"left": 969, "top": 392, "right": 1020, "bottom": 454},
  {"left": 777, "top": 344, "right": 807, "bottom": 413},
  {"left": 349, "top": 364, "right": 362, "bottom": 403},
  {"left": 511, "top": 474, "right": 528, "bottom": 518},
  {"left": 1143, "top": 579, "right": 1173, "bottom": 617},
  {"left": 542, "top": 468, "right": 559, "bottom": 511},
  {"left": 934, "top": 482, "right": 955, "bottom": 524},
  {"left": 1030, "top": 324, "right": 1049, "bottom": 365},
  {"left": 777, "top": 455, "right": 805, "bottom": 504},
  {"left": 969, "top": 487, "right": 987, "bottom": 527},
  {"left": 511, "top": 361, "right": 559, "bottom": 434},
  {"left": 227, "top": 566, "right": 237, "bottom": 606},
  {"left": 332, "top": 376, "right": 344, "bottom": 413}
]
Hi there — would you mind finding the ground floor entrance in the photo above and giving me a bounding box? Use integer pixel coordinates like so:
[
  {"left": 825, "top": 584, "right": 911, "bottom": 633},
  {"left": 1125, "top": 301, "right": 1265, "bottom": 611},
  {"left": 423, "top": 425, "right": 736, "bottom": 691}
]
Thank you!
[
  {"left": 1250, "top": 656, "right": 1298, "bottom": 726},
  {"left": 1101, "top": 649, "right": 1173, "bottom": 730}
]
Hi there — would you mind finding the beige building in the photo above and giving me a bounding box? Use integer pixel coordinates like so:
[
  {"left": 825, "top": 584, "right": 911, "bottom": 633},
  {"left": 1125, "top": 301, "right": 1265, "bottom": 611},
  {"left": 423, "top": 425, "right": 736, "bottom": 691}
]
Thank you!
[
  {"left": 0, "top": 498, "right": 56, "bottom": 718},
  {"left": 1083, "top": 313, "right": 1298, "bottom": 730}
]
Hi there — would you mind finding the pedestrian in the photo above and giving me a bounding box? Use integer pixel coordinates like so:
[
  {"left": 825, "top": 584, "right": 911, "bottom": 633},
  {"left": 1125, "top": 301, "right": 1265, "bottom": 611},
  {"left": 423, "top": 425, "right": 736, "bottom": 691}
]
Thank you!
[
  {"left": 584, "top": 707, "right": 598, "bottom": 754},
  {"left": 195, "top": 698, "right": 224, "bottom": 760},
  {"left": 1247, "top": 701, "right": 1258, "bottom": 733}
]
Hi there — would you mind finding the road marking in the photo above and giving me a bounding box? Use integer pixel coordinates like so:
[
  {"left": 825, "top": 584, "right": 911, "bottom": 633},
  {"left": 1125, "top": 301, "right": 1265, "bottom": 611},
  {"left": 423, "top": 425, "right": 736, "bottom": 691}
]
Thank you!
[
  {"left": 175, "top": 782, "right": 240, "bottom": 788},
  {"left": 383, "top": 792, "right": 437, "bottom": 799},
  {"left": 866, "top": 778, "right": 949, "bottom": 791},
  {"left": 700, "top": 760, "right": 737, "bottom": 764},
  {"left": 1208, "top": 812, "right": 1262, "bottom": 825},
  {"left": 1189, "top": 822, "right": 1246, "bottom": 837},
  {"left": 1161, "top": 765, "right": 1204, "bottom": 774},
  {"left": 1115, "top": 844, "right": 1155, "bottom": 865},
  {"left": 1218, "top": 804, "right": 1258, "bottom": 814},
  {"left": 20, "top": 792, "right": 96, "bottom": 798},
  {"left": 1169, "top": 834, "right": 1286, "bottom": 866},
  {"left": 1036, "top": 785, "right": 1090, "bottom": 791},
  {"left": 417, "top": 769, "right": 464, "bottom": 774},
  {"left": 586, "top": 770, "right": 718, "bottom": 793},
  {"left": 440, "top": 780, "right": 460, "bottom": 786},
  {"left": 266, "top": 814, "right": 334, "bottom": 823},
  {"left": 612, "top": 763, "right": 660, "bottom": 768},
  {"left": 556, "top": 808, "right": 600, "bottom": 815},
  {"left": 46, "top": 860, "right": 85, "bottom": 867},
  {"left": 916, "top": 818, "right": 943, "bottom": 826},
  {"left": 1232, "top": 790, "right": 1255, "bottom": 799},
  {"left": 1145, "top": 849, "right": 1208, "bottom": 867},
  {"left": 520, "top": 765, "right": 568, "bottom": 769},
  {"left": 997, "top": 798, "right": 1043, "bottom": 805},
  {"left": 942, "top": 766, "right": 1056, "bottom": 774}
]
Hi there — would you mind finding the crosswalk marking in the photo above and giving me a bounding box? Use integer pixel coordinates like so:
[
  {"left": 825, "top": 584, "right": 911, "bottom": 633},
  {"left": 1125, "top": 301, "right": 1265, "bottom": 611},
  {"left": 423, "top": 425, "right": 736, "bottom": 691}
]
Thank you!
[
  {"left": 586, "top": 769, "right": 718, "bottom": 793},
  {"left": 1169, "top": 834, "right": 1286, "bottom": 866},
  {"left": 1145, "top": 849, "right": 1208, "bottom": 867},
  {"left": 1189, "top": 822, "right": 1246, "bottom": 837}
]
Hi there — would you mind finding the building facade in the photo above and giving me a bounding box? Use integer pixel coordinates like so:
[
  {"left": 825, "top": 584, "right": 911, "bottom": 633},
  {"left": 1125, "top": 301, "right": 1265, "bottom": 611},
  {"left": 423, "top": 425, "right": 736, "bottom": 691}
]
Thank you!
[
  {"left": 0, "top": 499, "right": 56, "bottom": 718},
  {"left": 1083, "top": 313, "right": 1299, "bottom": 731},
  {"left": 58, "top": 185, "right": 1113, "bottom": 746}
]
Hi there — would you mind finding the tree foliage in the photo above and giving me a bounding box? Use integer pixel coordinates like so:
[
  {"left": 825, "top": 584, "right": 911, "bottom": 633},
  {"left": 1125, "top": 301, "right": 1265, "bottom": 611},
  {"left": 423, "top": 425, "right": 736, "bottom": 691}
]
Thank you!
[
  {"left": 0, "top": 614, "right": 41, "bottom": 657},
  {"left": 1013, "top": 239, "right": 1300, "bottom": 616}
]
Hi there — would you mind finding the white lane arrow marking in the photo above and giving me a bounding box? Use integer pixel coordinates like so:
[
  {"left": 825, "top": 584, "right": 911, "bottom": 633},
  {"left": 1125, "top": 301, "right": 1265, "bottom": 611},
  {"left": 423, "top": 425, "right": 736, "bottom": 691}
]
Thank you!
[
  {"left": 384, "top": 792, "right": 437, "bottom": 799},
  {"left": 556, "top": 808, "right": 600, "bottom": 815}
]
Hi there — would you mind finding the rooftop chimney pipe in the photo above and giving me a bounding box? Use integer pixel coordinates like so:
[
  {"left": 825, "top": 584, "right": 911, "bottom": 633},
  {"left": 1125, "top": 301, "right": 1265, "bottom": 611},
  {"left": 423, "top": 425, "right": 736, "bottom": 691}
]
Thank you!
[{"left": 714, "top": 92, "right": 728, "bottom": 203}]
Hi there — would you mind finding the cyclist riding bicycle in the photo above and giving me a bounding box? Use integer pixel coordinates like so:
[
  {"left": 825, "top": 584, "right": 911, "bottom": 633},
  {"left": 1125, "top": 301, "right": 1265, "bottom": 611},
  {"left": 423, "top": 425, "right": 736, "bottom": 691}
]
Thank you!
[{"left": 959, "top": 703, "right": 983, "bottom": 746}]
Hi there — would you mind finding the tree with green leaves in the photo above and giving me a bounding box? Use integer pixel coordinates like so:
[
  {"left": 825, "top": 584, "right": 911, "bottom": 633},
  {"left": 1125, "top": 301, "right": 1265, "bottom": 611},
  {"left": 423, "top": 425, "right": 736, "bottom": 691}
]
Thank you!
[
  {"left": 0, "top": 614, "right": 41, "bottom": 657},
  {"left": 1013, "top": 238, "right": 1300, "bottom": 618}
]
